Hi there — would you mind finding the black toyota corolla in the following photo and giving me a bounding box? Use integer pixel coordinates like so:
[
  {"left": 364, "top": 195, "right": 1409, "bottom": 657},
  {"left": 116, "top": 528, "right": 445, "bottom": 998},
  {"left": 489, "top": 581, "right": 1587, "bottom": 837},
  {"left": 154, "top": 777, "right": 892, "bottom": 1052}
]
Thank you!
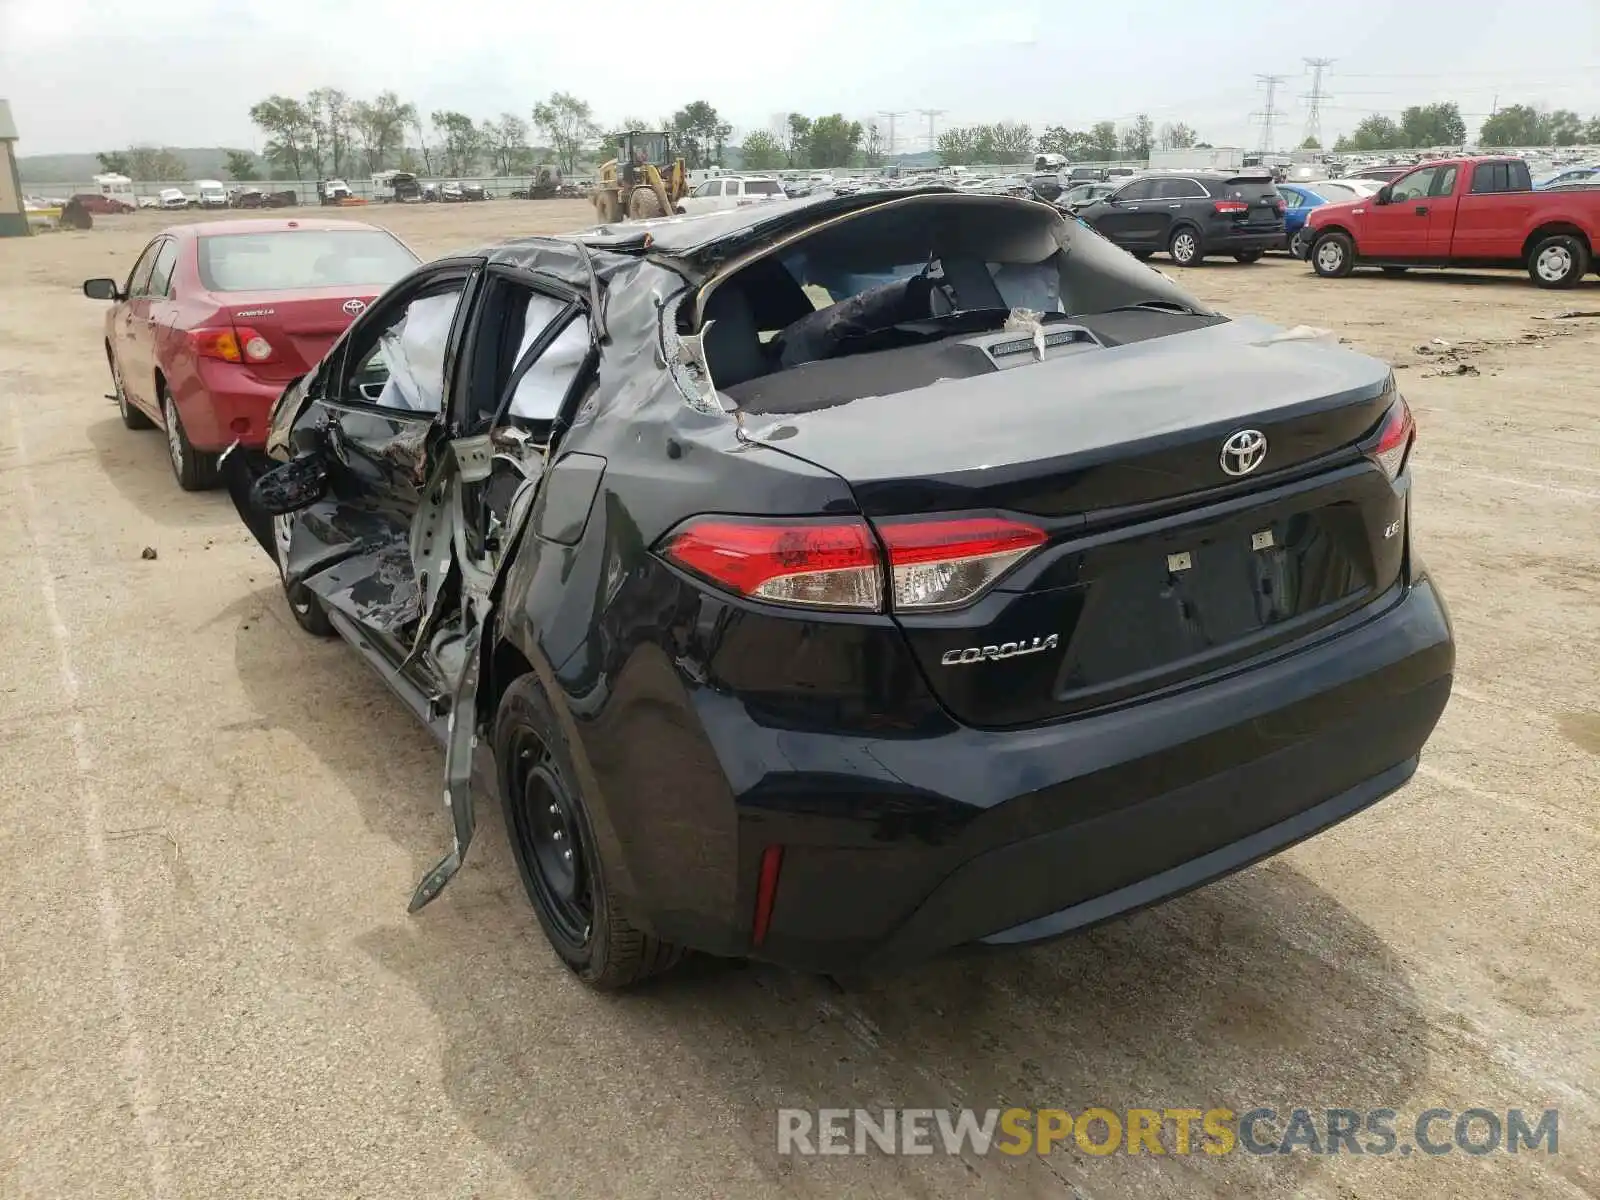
[{"left": 223, "top": 188, "right": 1454, "bottom": 988}]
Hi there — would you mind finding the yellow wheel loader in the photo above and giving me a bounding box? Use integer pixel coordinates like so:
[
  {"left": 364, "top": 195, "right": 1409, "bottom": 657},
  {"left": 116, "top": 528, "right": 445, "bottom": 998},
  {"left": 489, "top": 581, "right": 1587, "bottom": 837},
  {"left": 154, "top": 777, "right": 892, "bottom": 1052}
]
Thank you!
[{"left": 592, "top": 131, "right": 687, "bottom": 223}]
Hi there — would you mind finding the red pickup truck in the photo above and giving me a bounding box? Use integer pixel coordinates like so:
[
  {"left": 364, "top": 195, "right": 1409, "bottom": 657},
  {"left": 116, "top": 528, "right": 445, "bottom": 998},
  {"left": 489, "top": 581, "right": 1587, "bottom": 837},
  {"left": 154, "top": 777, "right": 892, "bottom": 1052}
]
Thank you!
[{"left": 1302, "top": 156, "right": 1600, "bottom": 288}]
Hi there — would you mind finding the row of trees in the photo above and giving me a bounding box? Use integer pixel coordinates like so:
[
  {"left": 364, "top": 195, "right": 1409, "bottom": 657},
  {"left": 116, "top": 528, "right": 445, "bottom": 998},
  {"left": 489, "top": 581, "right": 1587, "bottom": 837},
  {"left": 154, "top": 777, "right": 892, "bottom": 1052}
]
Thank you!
[
  {"left": 94, "top": 91, "right": 1600, "bottom": 184},
  {"left": 1330, "top": 101, "right": 1600, "bottom": 153}
]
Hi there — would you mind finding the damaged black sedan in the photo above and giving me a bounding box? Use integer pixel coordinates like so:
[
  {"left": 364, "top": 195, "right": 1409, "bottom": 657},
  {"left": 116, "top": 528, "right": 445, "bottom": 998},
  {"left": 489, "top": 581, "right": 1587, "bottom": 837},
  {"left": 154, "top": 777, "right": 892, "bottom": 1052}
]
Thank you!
[{"left": 224, "top": 189, "right": 1454, "bottom": 988}]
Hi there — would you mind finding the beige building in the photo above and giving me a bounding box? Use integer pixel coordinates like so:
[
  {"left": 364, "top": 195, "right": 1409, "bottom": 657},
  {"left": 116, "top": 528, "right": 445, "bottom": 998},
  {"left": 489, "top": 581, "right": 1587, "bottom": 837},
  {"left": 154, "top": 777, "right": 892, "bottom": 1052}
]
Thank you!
[{"left": 0, "top": 100, "right": 27, "bottom": 237}]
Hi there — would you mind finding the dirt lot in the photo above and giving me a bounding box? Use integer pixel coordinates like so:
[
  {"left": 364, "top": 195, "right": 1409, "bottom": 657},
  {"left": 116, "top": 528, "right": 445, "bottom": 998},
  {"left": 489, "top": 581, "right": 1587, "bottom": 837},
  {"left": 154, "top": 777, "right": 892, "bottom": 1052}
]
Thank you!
[{"left": 2, "top": 203, "right": 1596, "bottom": 1200}]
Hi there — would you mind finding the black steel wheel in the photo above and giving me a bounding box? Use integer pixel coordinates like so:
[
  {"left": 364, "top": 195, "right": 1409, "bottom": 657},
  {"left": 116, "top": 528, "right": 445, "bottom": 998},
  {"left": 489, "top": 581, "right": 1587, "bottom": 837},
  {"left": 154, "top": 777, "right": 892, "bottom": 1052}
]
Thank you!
[{"left": 495, "top": 674, "right": 684, "bottom": 988}]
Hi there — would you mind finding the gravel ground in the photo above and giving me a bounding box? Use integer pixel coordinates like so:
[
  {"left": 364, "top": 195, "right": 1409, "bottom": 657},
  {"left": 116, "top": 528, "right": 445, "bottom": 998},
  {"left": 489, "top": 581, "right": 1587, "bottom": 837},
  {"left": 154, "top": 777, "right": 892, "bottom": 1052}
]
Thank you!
[{"left": 1, "top": 203, "right": 1596, "bottom": 1199}]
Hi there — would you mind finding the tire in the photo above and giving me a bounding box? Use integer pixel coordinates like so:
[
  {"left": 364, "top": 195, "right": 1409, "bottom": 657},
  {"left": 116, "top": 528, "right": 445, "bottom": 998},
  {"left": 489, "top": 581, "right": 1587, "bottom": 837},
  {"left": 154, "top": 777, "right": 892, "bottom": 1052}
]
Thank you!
[
  {"left": 495, "top": 673, "right": 684, "bottom": 989},
  {"left": 628, "top": 187, "right": 665, "bottom": 220},
  {"left": 1311, "top": 231, "right": 1356, "bottom": 278},
  {"left": 1168, "top": 226, "right": 1203, "bottom": 266},
  {"left": 1289, "top": 227, "right": 1312, "bottom": 260},
  {"left": 272, "top": 514, "right": 336, "bottom": 636},
  {"left": 108, "top": 344, "right": 154, "bottom": 429},
  {"left": 160, "top": 383, "right": 219, "bottom": 491},
  {"left": 1233, "top": 251, "right": 1264, "bottom": 263},
  {"left": 1527, "top": 234, "right": 1589, "bottom": 289}
]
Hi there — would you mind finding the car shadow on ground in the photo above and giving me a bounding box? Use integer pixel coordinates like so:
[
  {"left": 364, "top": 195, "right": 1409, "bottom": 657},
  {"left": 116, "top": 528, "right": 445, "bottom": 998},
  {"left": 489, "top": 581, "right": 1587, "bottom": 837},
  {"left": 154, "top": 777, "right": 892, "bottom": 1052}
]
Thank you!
[{"left": 84, "top": 415, "right": 238, "bottom": 528}]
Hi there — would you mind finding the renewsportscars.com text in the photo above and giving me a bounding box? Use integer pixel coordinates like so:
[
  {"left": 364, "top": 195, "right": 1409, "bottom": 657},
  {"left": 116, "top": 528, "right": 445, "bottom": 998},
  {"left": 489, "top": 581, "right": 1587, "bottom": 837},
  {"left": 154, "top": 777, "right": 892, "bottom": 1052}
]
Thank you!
[{"left": 776, "top": 1106, "right": 1560, "bottom": 1157}]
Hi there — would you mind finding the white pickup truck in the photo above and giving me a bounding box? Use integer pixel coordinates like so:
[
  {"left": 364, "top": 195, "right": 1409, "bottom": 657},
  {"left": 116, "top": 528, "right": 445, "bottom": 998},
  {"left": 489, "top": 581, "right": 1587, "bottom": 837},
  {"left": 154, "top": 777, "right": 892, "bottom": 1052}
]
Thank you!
[{"left": 679, "top": 175, "right": 786, "bottom": 215}]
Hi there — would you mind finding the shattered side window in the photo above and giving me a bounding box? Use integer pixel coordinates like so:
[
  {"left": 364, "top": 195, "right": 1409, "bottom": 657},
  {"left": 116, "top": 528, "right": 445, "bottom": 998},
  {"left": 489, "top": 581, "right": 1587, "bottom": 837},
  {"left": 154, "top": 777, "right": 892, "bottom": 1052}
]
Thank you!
[{"left": 354, "top": 284, "right": 465, "bottom": 413}]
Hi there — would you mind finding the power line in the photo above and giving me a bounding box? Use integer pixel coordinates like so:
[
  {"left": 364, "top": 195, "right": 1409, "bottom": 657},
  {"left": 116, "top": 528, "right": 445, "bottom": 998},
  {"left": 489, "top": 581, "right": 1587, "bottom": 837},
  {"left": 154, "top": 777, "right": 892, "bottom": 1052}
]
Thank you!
[
  {"left": 879, "top": 110, "right": 908, "bottom": 156},
  {"left": 1302, "top": 57, "right": 1334, "bottom": 147},
  {"left": 917, "top": 108, "right": 946, "bottom": 152},
  {"left": 1250, "top": 74, "right": 1288, "bottom": 153}
]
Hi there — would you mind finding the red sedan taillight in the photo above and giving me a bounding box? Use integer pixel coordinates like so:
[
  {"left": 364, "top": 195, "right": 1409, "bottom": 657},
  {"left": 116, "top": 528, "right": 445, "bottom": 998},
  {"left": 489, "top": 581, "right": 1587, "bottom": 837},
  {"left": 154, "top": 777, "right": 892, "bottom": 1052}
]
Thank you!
[
  {"left": 191, "top": 325, "right": 277, "bottom": 364},
  {"left": 659, "top": 514, "right": 1048, "bottom": 612}
]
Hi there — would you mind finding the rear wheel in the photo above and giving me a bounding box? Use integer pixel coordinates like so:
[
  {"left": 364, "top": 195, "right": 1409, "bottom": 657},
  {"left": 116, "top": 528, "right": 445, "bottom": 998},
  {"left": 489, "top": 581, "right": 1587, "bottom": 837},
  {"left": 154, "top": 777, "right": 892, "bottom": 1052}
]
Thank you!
[
  {"left": 108, "top": 344, "right": 154, "bottom": 429},
  {"left": 496, "top": 674, "right": 684, "bottom": 989},
  {"left": 1168, "top": 226, "right": 1203, "bottom": 266},
  {"left": 1233, "top": 251, "right": 1264, "bottom": 263},
  {"left": 1289, "top": 227, "right": 1312, "bottom": 260},
  {"left": 161, "top": 383, "right": 218, "bottom": 491},
  {"left": 1527, "top": 234, "right": 1589, "bottom": 289},
  {"left": 1311, "top": 231, "right": 1356, "bottom": 278}
]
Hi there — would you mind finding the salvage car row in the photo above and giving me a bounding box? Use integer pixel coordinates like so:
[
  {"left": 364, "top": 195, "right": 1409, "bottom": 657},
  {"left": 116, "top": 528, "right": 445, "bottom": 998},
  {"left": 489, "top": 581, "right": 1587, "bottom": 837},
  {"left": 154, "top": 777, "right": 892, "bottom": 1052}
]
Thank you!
[{"left": 81, "top": 187, "right": 1460, "bottom": 989}]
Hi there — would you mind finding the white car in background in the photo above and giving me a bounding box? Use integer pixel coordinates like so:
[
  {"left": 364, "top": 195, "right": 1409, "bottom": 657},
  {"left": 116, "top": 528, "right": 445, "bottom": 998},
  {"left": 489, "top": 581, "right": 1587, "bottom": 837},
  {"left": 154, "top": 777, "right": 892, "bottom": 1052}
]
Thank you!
[
  {"left": 196, "top": 179, "right": 229, "bottom": 208},
  {"left": 679, "top": 175, "right": 786, "bottom": 215},
  {"left": 158, "top": 187, "right": 190, "bottom": 210}
]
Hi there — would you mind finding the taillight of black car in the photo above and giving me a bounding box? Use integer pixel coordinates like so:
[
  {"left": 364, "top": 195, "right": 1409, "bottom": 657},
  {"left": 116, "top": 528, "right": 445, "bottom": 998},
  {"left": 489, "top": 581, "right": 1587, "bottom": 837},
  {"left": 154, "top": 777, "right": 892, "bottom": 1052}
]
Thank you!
[
  {"left": 1367, "top": 394, "right": 1416, "bottom": 481},
  {"left": 659, "top": 514, "right": 1048, "bottom": 613}
]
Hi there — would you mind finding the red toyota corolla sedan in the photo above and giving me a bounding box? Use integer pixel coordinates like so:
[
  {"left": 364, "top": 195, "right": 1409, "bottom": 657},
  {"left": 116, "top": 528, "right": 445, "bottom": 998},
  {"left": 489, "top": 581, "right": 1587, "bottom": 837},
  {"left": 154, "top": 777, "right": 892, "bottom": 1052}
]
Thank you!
[{"left": 82, "top": 218, "right": 420, "bottom": 489}]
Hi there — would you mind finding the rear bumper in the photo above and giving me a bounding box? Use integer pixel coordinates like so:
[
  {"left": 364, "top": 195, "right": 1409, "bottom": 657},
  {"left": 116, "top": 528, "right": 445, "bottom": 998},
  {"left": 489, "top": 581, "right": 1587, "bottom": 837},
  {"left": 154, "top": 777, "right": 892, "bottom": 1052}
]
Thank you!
[
  {"left": 1202, "top": 225, "right": 1285, "bottom": 254},
  {"left": 622, "top": 574, "right": 1453, "bottom": 974},
  {"left": 173, "top": 359, "right": 286, "bottom": 451}
]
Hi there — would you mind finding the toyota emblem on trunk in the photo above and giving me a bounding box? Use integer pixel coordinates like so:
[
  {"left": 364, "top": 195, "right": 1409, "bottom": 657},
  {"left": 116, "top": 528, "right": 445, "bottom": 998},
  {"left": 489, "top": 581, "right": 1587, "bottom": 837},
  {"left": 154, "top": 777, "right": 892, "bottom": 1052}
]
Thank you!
[
  {"left": 1220, "top": 429, "right": 1268, "bottom": 476},
  {"left": 342, "top": 299, "right": 366, "bottom": 315}
]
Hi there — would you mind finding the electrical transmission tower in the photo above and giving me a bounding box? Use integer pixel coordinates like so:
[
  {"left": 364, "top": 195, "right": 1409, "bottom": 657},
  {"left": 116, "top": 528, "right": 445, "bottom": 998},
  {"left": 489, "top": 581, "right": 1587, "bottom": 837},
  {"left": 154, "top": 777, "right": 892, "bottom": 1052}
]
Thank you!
[
  {"left": 879, "top": 111, "right": 908, "bottom": 156},
  {"left": 918, "top": 108, "right": 947, "bottom": 152},
  {"left": 1250, "top": 74, "right": 1288, "bottom": 154},
  {"left": 1301, "top": 58, "right": 1334, "bottom": 148}
]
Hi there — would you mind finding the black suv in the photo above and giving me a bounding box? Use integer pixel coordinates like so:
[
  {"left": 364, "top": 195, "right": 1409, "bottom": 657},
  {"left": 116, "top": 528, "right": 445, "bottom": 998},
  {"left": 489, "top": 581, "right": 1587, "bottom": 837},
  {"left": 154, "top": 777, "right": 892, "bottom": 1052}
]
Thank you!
[{"left": 1075, "top": 171, "right": 1286, "bottom": 266}]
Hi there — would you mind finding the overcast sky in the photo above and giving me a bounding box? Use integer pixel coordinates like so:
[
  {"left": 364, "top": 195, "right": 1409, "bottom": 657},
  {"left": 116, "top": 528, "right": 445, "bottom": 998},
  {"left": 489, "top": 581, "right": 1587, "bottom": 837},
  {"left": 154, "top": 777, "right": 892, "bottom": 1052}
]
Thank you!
[{"left": 3, "top": 0, "right": 1598, "bottom": 156}]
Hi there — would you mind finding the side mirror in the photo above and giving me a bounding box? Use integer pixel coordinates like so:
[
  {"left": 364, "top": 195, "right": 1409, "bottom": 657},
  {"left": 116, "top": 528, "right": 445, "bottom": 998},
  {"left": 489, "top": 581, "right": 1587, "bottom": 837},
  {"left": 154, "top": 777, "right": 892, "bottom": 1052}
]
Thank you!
[
  {"left": 1374, "top": 185, "right": 1392, "bottom": 206},
  {"left": 83, "top": 278, "right": 121, "bottom": 301},
  {"left": 250, "top": 452, "right": 329, "bottom": 516}
]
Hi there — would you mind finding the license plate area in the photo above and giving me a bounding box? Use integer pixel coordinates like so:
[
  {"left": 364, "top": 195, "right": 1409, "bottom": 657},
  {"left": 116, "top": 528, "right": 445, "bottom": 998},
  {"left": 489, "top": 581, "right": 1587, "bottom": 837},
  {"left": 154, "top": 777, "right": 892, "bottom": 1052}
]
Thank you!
[{"left": 1053, "top": 503, "right": 1374, "bottom": 704}]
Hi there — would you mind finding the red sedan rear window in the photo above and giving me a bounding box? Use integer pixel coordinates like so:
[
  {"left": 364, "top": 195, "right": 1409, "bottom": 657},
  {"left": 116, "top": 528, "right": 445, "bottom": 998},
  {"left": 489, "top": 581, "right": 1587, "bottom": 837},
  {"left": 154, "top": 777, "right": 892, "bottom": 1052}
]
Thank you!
[{"left": 197, "top": 229, "right": 418, "bottom": 292}]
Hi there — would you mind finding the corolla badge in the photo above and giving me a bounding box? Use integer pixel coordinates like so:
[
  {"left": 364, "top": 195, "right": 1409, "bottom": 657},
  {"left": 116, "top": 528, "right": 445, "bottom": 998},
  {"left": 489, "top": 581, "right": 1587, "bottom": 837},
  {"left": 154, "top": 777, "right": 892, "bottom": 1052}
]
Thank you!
[
  {"left": 941, "top": 634, "right": 1059, "bottom": 667},
  {"left": 1219, "top": 428, "right": 1268, "bottom": 477},
  {"left": 342, "top": 298, "right": 367, "bottom": 316}
]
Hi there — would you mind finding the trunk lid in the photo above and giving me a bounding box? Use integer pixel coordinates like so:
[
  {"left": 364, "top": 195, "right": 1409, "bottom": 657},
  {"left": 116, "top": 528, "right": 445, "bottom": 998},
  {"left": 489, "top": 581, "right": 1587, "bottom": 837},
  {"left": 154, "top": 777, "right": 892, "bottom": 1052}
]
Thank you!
[
  {"left": 756, "top": 318, "right": 1406, "bottom": 728},
  {"left": 221, "top": 288, "right": 379, "bottom": 380},
  {"left": 1214, "top": 174, "right": 1285, "bottom": 229}
]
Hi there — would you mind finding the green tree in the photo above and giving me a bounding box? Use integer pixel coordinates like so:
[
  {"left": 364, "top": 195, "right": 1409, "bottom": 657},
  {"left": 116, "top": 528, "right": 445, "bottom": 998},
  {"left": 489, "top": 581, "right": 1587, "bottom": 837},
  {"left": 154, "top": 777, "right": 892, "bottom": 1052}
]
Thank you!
[
  {"left": 671, "top": 100, "right": 732, "bottom": 168},
  {"left": 249, "top": 95, "right": 314, "bottom": 178},
  {"left": 1585, "top": 116, "right": 1600, "bottom": 143},
  {"left": 785, "top": 114, "right": 812, "bottom": 168},
  {"left": 1120, "top": 114, "right": 1154, "bottom": 161},
  {"left": 983, "top": 121, "right": 1034, "bottom": 162},
  {"left": 807, "top": 114, "right": 863, "bottom": 168},
  {"left": 306, "top": 88, "right": 354, "bottom": 176},
  {"left": 95, "top": 151, "right": 131, "bottom": 175},
  {"left": 1299, "top": 136, "right": 1322, "bottom": 150},
  {"left": 482, "top": 113, "right": 530, "bottom": 175},
  {"left": 1089, "top": 120, "right": 1118, "bottom": 161},
  {"left": 739, "top": 130, "right": 785, "bottom": 171},
  {"left": 862, "top": 121, "right": 885, "bottom": 168},
  {"left": 350, "top": 91, "right": 416, "bottom": 173},
  {"left": 1157, "top": 122, "right": 1198, "bottom": 150},
  {"left": 223, "top": 150, "right": 258, "bottom": 180},
  {"left": 937, "top": 127, "right": 977, "bottom": 166},
  {"left": 1341, "top": 114, "right": 1403, "bottom": 151},
  {"left": 532, "top": 92, "right": 599, "bottom": 175},
  {"left": 1478, "top": 104, "right": 1547, "bottom": 147},
  {"left": 1399, "top": 102, "right": 1466, "bottom": 147},
  {"left": 1547, "top": 109, "right": 1584, "bottom": 146},
  {"left": 431, "top": 110, "right": 481, "bottom": 175}
]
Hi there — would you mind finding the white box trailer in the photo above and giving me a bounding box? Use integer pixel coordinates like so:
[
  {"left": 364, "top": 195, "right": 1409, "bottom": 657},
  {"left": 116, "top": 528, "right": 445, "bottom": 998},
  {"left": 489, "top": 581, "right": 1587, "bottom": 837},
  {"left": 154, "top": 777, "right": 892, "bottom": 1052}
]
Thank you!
[{"left": 1147, "top": 147, "right": 1245, "bottom": 172}]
